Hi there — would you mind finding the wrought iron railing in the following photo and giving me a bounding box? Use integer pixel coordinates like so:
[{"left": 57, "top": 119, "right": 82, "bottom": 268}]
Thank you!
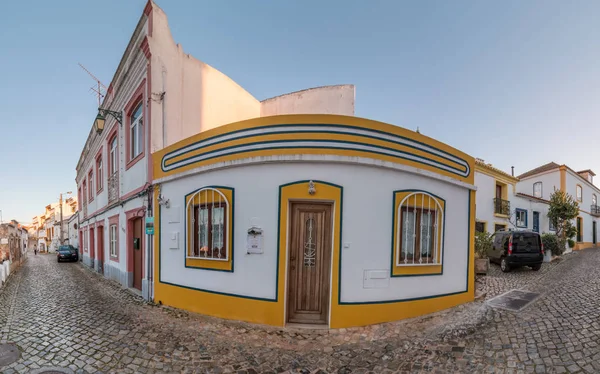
[
  {"left": 108, "top": 173, "right": 119, "bottom": 203},
  {"left": 494, "top": 198, "right": 510, "bottom": 215},
  {"left": 591, "top": 205, "right": 600, "bottom": 216}
]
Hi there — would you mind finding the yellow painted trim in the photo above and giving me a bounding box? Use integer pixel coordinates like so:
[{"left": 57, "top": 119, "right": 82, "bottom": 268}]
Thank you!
[
  {"left": 166, "top": 133, "right": 466, "bottom": 175},
  {"left": 279, "top": 181, "right": 342, "bottom": 326},
  {"left": 495, "top": 180, "right": 509, "bottom": 200},
  {"left": 574, "top": 242, "right": 595, "bottom": 251},
  {"left": 153, "top": 187, "right": 285, "bottom": 326},
  {"left": 493, "top": 222, "right": 508, "bottom": 232},
  {"left": 494, "top": 213, "right": 510, "bottom": 219},
  {"left": 330, "top": 189, "right": 476, "bottom": 328},
  {"left": 560, "top": 166, "right": 567, "bottom": 192},
  {"left": 391, "top": 191, "right": 444, "bottom": 276},
  {"left": 474, "top": 164, "right": 518, "bottom": 186},
  {"left": 184, "top": 187, "right": 234, "bottom": 271},
  {"left": 153, "top": 114, "right": 475, "bottom": 185}
]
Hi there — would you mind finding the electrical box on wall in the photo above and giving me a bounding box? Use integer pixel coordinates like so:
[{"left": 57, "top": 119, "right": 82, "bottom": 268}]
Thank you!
[
  {"left": 246, "top": 226, "right": 263, "bottom": 254},
  {"left": 363, "top": 269, "right": 390, "bottom": 289},
  {"left": 169, "top": 232, "right": 179, "bottom": 250}
]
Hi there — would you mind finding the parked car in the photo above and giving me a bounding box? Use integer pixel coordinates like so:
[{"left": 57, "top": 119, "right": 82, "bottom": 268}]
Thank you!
[
  {"left": 57, "top": 245, "right": 79, "bottom": 262},
  {"left": 488, "top": 230, "right": 544, "bottom": 273}
]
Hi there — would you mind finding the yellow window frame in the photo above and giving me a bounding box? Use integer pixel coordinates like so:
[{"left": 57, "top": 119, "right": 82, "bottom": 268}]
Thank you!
[
  {"left": 185, "top": 186, "right": 234, "bottom": 272},
  {"left": 391, "top": 190, "right": 445, "bottom": 277}
]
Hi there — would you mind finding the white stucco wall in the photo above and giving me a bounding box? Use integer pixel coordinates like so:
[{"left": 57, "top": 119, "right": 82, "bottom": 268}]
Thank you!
[
  {"left": 260, "top": 85, "right": 355, "bottom": 117},
  {"left": 159, "top": 162, "right": 470, "bottom": 303},
  {"left": 148, "top": 7, "right": 261, "bottom": 152},
  {"left": 564, "top": 171, "right": 599, "bottom": 244},
  {"left": 517, "top": 171, "right": 560, "bottom": 201}
]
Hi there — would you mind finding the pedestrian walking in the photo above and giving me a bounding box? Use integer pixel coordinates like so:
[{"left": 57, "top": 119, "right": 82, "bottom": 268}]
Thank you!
[{"left": 34, "top": 245, "right": 37, "bottom": 255}]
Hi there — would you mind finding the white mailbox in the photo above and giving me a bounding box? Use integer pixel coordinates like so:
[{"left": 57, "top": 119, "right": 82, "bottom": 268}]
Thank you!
[{"left": 246, "top": 226, "right": 264, "bottom": 254}]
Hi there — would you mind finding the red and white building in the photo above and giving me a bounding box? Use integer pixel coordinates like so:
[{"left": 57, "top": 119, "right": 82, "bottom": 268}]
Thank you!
[{"left": 75, "top": 0, "right": 355, "bottom": 300}]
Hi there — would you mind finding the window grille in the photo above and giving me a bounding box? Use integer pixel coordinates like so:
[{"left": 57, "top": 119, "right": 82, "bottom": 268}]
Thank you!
[
  {"left": 187, "top": 188, "right": 229, "bottom": 261},
  {"left": 396, "top": 192, "right": 444, "bottom": 266}
]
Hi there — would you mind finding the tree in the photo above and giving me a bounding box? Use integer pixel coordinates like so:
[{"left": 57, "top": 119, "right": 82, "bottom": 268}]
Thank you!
[{"left": 547, "top": 190, "right": 579, "bottom": 250}]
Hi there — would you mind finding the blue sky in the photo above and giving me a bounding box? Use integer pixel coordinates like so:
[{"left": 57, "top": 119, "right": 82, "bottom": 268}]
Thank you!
[{"left": 0, "top": 0, "right": 598, "bottom": 223}]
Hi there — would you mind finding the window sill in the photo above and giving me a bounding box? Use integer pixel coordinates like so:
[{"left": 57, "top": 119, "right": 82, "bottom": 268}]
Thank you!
[
  {"left": 126, "top": 152, "right": 145, "bottom": 171},
  {"left": 185, "top": 256, "right": 233, "bottom": 272},
  {"left": 494, "top": 213, "right": 510, "bottom": 218},
  {"left": 110, "top": 255, "right": 119, "bottom": 262},
  {"left": 391, "top": 264, "right": 442, "bottom": 277}
]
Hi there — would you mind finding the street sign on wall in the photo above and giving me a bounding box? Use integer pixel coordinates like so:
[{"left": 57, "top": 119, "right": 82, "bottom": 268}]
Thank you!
[{"left": 145, "top": 217, "right": 154, "bottom": 235}]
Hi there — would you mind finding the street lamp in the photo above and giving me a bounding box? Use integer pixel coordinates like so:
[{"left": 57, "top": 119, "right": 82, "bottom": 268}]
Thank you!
[{"left": 94, "top": 108, "right": 122, "bottom": 134}]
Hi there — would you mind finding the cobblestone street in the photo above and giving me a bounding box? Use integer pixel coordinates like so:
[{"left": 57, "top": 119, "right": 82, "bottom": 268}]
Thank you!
[{"left": 1, "top": 249, "right": 600, "bottom": 373}]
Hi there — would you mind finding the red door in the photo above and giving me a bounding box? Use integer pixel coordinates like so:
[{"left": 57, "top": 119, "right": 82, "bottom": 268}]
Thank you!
[
  {"left": 89, "top": 228, "right": 95, "bottom": 263},
  {"left": 79, "top": 230, "right": 83, "bottom": 257},
  {"left": 132, "top": 218, "right": 143, "bottom": 291}
]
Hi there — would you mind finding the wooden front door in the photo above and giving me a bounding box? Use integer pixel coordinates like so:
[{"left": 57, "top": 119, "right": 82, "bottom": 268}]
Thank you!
[
  {"left": 132, "top": 218, "right": 143, "bottom": 291},
  {"left": 97, "top": 226, "right": 104, "bottom": 274},
  {"left": 89, "top": 228, "right": 95, "bottom": 263},
  {"left": 287, "top": 202, "right": 333, "bottom": 325}
]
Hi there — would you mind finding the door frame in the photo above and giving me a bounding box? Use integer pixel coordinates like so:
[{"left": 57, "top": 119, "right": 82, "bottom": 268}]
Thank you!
[
  {"left": 89, "top": 227, "right": 95, "bottom": 268},
  {"left": 97, "top": 224, "right": 104, "bottom": 274},
  {"left": 532, "top": 211, "right": 540, "bottom": 233},
  {"left": 285, "top": 199, "right": 335, "bottom": 326},
  {"left": 126, "top": 207, "right": 146, "bottom": 290}
]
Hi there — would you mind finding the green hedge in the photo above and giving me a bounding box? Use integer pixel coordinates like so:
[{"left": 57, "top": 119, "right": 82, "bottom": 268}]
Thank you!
[{"left": 542, "top": 233, "right": 562, "bottom": 256}]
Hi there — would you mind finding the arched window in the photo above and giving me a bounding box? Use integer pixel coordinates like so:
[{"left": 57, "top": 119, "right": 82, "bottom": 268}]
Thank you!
[
  {"left": 186, "top": 187, "right": 230, "bottom": 261},
  {"left": 396, "top": 191, "right": 444, "bottom": 266},
  {"left": 533, "top": 182, "right": 542, "bottom": 198}
]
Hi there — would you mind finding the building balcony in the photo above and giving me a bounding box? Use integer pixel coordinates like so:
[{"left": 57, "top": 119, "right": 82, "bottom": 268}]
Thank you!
[
  {"left": 494, "top": 198, "right": 510, "bottom": 216},
  {"left": 108, "top": 172, "right": 119, "bottom": 203},
  {"left": 591, "top": 205, "right": 600, "bottom": 216}
]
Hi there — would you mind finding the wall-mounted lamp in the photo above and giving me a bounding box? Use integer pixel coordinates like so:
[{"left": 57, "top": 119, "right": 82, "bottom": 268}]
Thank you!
[
  {"left": 158, "top": 194, "right": 170, "bottom": 208},
  {"left": 94, "top": 108, "right": 123, "bottom": 134}
]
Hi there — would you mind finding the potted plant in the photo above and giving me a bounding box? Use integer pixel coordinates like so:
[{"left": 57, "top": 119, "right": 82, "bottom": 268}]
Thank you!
[
  {"left": 541, "top": 233, "right": 560, "bottom": 262},
  {"left": 475, "top": 231, "right": 493, "bottom": 274}
]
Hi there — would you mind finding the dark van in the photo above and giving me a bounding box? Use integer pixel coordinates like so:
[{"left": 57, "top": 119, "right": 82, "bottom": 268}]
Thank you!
[{"left": 488, "top": 230, "right": 544, "bottom": 273}]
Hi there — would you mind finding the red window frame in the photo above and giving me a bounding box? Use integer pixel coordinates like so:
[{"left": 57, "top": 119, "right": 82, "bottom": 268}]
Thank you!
[
  {"left": 124, "top": 79, "right": 146, "bottom": 170},
  {"left": 88, "top": 169, "right": 94, "bottom": 202},
  {"left": 96, "top": 147, "right": 104, "bottom": 194}
]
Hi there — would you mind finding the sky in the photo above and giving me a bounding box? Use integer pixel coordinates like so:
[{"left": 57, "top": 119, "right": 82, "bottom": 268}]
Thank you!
[{"left": 0, "top": 0, "right": 599, "bottom": 223}]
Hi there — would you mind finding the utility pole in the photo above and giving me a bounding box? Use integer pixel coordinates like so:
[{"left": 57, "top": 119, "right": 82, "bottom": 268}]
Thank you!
[
  {"left": 60, "top": 193, "right": 63, "bottom": 245},
  {"left": 59, "top": 191, "right": 72, "bottom": 245}
]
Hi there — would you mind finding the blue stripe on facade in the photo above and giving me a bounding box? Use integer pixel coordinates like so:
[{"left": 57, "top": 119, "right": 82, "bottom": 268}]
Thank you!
[{"left": 161, "top": 124, "right": 471, "bottom": 177}]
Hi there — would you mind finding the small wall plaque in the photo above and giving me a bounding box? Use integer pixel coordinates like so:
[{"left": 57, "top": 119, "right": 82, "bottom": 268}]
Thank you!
[{"left": 246, "top": 226, "right": 264, "bottom": 254}]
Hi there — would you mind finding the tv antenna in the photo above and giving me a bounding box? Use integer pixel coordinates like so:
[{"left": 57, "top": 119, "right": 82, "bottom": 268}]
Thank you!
[{"left": 78, "top": 63, "right": 107, "bottom": 106}]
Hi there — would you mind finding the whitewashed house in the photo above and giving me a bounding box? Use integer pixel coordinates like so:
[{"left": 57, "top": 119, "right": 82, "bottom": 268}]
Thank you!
[{"left": 517, "top": 162, "right": 600, "bottom": 251}]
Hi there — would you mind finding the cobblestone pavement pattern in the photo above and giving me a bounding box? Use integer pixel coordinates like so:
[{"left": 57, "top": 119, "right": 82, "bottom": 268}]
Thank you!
[{"left": 1, "top": 250, "right": 599, "bottom": 373}]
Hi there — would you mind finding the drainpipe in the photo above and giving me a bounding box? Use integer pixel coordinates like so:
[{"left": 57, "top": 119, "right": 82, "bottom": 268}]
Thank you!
[
  {"left": 511, "top": 166, "right": 515, "bottom": 177},
  {"left": 161, "top": 68, "right": 167, "bottom": 149}
]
